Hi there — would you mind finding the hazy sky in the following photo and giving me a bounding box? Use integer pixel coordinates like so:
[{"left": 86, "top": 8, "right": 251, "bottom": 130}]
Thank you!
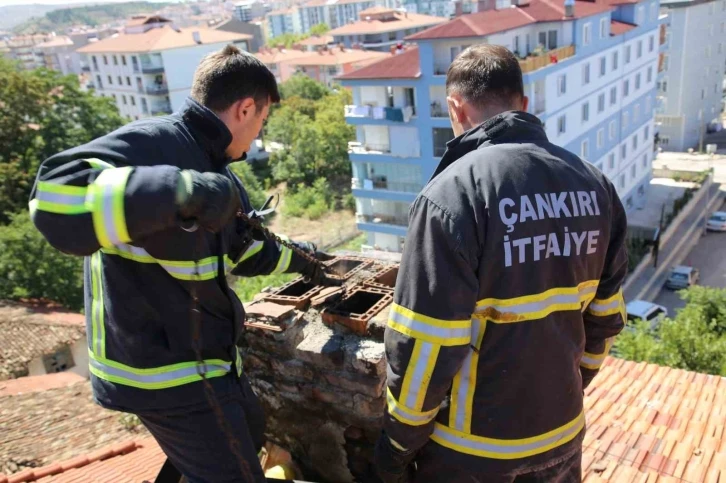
[{"left": 0, "top": 0, "right": 175, "bottom": 7}]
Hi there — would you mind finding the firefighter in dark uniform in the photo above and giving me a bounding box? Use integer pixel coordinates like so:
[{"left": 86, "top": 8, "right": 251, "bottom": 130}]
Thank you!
[
  {"left": 374, "top": 44, "right": 628, "bottom": 483},
  {"left": 29, "top": 45, "right": 335, "bottom": 482}
]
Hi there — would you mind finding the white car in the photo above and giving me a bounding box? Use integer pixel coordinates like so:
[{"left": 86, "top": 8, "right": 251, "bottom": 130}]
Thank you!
[
  {"left": 706, "top": 211, "right": 726, "bottom": 232},
  {"left": 626, "top": 300, "right": 668, "bottom": 328}
]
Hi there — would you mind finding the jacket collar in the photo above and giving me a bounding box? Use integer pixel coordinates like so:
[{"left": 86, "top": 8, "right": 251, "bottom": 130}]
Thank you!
[
  {"left": 429, "top": 111, "right": 548, "bottom": 181},
  {"left": 179, "top": 98, "right": 235, "bottom": 167}
]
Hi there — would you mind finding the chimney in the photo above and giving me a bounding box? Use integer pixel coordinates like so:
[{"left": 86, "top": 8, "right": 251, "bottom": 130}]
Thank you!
[
  {"left": 390, "top": 45, "right": 397, "bottom": 55},
  {"left": 192, "top": 31, "right": 202, "bottom": 43},
  {"left": 564, "top": 0, "right": 574, "bottom": 17}
]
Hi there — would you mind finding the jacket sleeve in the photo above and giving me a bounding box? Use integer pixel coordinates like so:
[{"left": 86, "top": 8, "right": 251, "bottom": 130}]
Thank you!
[
  {"left": 29, "top": 130, "right": 182, "bottom": 257},
  {"left": 581, "top": 184, "right": 628, "bottom": 388},
  {"left": 383, "top": 196, "right": 479, "bottom": 452}
]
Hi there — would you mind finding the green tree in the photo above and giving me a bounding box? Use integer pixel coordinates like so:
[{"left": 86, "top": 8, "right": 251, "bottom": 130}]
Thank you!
[
  {"left": 266, "top": 32, "right": 307, "bottom": 49},
  {"left": 229, "top": 160, "right": 268, "bottom": 210},
  {"left": 309, "top": 23, "right": 330, "bottom": 36},
  {"left": 279, "top": 74, "right": 330, "bottom": 101},
  {"left": 0, "top": 212, "right": 84, "bottom": 310}
]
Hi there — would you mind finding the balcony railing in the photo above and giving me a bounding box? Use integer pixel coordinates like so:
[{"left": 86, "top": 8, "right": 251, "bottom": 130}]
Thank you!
[
  {"left": 344, "top": 105, "right": 414, "bottom": 122},
  {"left": 150, "top": 102, "right": 172, "bottom": 116},
  {"left": 356, "top": 213, "right": 408, "bottom": 226},
  {"left": 518, "top": 45, "right": 575, "bottom": 74},
  {"left": 145, "top": 84, "right": 169, "bottom": 95},
  {"left": 660, "top": 24, "right": 667, "bottom": 45},
  {"left": 349, "top": 141, "right": 391, "bottom": 154},
  {"left": 352, "top": 178, "right": 422, "bottom": 193},
  {"left": 134, "top": 62, "right": 164, "bottom": 74}
]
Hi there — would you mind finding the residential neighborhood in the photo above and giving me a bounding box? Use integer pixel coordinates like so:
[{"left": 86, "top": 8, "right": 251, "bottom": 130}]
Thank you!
[{"left": 1, "top": 0, "right": 726, "bottom": 481}]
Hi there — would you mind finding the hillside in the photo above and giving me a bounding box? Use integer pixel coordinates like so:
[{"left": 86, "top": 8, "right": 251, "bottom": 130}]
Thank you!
[
  {"left": 0, "top": 4, "right": 60, "bottom": 31},
  {"left": 12, "top": 2, "right": 170, "bottom": 34}
]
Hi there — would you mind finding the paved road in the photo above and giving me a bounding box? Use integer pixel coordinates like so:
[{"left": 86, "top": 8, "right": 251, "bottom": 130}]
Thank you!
[{"left": 652, "top": 216, "right": 726, "bottom": 316}]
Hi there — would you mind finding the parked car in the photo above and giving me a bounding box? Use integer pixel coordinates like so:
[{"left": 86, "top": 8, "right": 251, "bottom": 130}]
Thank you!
[
  {"left": 665, "top": 265, "right": 699, "bottom": 290},
  {"left": 626, "top": 300, "right": 668, "bottom": 328},
  {"left": 706, "top": 211, "right": 726, "bottom": 232}
]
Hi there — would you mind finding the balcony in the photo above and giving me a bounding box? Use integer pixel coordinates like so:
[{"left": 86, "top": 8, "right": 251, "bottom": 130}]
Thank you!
[
  {"left": 345, "top": 105, "right": 414, "bottom": 123},
  {"left": 518, "top": 45, "right": 575, "bottom": 74},
  {"left": 150, "top": 101, "right": 172, "bottom": 116},
  {"left": 81, "top": 64, "right": 91, "bottom": 72},
  {"left": 349, "top": 141, "right": 390, "bottom": 154},
  {"left": 352, "top": 177, "right": 422, "bottom": 194},
  {"left": 144, "top": 84, "right": 169, "bottom": 95},
  {"left": 355, "top": 213, "right": 408, "bottom": 227}
]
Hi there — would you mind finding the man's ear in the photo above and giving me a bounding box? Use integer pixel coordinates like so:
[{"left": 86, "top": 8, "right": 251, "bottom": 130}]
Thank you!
[
  {"left": 447, "top": 96, "right": 464, "bottom": 124},
  {"left": 236, "top": 98, "right": 257, "bottom": 120},
  {"left": 521, "top": 95, "right": 529, "bottom": 113}
]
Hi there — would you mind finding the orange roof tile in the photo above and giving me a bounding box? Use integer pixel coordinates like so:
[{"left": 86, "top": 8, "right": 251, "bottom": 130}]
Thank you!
[
  {"left": 283, "top": 48, "right": 389, "bottom": 66},
  {"left": 255, "top": 48, "right": 317, "bottom": 64},
  {"left": 76, "top": 25, "right": 251, "bottom": 54},
  {"left": 329, "top": 12, "right": 446, "bottom": 35},
  {"left": 34, "top": 36, "right": 74, "bottom": 49},
  {"left": 298, "top": 35, "right": 334, "bottom": 46},
  {"left": 0, "top": 372, "right": 85, "bottom": 397},
  {"left": 610, "top": 19, "right": 638, "bottom": 35},
  {"left": 337, "top": 46, "right": 420, "bottom": 79}
]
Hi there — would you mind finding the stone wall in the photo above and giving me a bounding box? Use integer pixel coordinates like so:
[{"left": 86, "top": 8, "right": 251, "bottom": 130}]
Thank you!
[{"left": 240, "top": 253, "right": 399, "bottom": 483}]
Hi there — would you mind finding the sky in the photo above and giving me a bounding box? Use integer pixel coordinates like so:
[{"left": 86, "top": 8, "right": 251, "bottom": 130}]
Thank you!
[{"left": 0, "top": 0, "right": 177, "bottom": 7}]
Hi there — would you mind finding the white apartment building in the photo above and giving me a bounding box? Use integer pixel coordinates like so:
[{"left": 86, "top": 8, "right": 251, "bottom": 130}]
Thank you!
[
  {"left": 656, "top": 0, "right": 726, "bottom": 151},
  {"left": 77, "top": 16, "right": 251, "bottom": 120},
  {"left": 340, "top": 0, "right": 661, "bottom": 251}
]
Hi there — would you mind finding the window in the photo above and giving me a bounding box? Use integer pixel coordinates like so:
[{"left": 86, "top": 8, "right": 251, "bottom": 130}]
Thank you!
[
  {"left": 625, "top": 45, "right": 631, "bottom": 63},
  {"left": 623, "top": 79, "right": 629, "bottom": 97},
  {"left": 583, "top": 63, "right": 590, "bottom": 85},
  {"left": 637, "top": 5, "right": 644, "bottom": 24},
  {"left": 126, "top": 76, "right": 131, "bottom": 86},
  {"left": 113, "top": 55, "right": 118, "bottom": 66},
  {"left": 609, "top": 153, "right": 616, "bottom": 170},
  {"left": 103, "top": 55, "right": 108, "bottom": 65},
  {"left": 647, "top": 66, "right": 653, "bottom": 83},
  {"left": 609, "top": 120, "right": 616, "bottom": 140},
  {"left": 598, "top": 93, "right": 605, "bottom": 112},
  {"left": 623, "top": 111, "right": 629, "bottom": 129},
  {"left": 619, "top": 174, "right": 626, "bottom": 189},
  {"left": 642, "top": 153, "right": 648, "bottom": 168},
  {"left": 582, "top": 102, "right": 590, "bottom": 122},
  {"left": 122, "top": 94, "right": 127, "bottom": 105},
  {"left": 612, "top": 51, "right": 618, "bottom": 70},
  {"left": 96, "top": 74, "right": 102, "bottom": 87},
  {"left": 610, "top": 86, "right": 617, "bottom": 105},
  {"left": 658, "top": 79, "right": 668, "bottom": 93},
  {"left": 632, "top": 135, "right": 638, "bottom": 150},
  {"left": 631, "top": 163, "right": 637, "bottom": 180},
  {"left": 112, "top": 93, "right": 117, "bottom": 101},
  {"left": 557, "top": 75, "right": 567, "bottom": 96},
  {"left": 634, "top": 103, "right": 640, "bottom": 121},
  {"left": 117, "top": 76, "right": 122, "bottom": 85},
  {"left": 558, "top": 115, "right": 567, "bottom": 134},
  {"left": 599, "top": 56, "right": 606, "bottom": 76},
  {"left": 701, "top": 89, "right": 705, "bottom": 100},
  {"left": 597, "top": 128, "right": 604, "bottom": 148},
  {"left": 650, "top": 1, "right": 657, "bottom": 20},
  {"left": 122, "top": 55, "right": 127, "bottom": 66},
  {"left": 583, "top": 23, "right": 591, "bottom": 46},
  {"left": 42, "top": 347, "right": 74, "bottom": 373},
  {"left": 621, "top": 144, "right": 627, "bottom": 160},
  {"left": 581, "top": 139, "right": 589, "bottom": 158},
  {"left": 450, "top": 46, "right": 461, "bottom": 62},
  {"left": 649, "top": 35, "right": 655, "bottom": 52},
  {"left": 635, "top": 73, "right": 641, "bottom": 90},
  {"left": 130, "top": 96, "right": 136, "bottom": 106},
  {"left": 548, "top": 30, "right": 558, "bottom": 49},
  {"left": 636, "top": 40, "right": 642, "bottom": 58},
  {"left": 538, "top": 31, "right": 547, "bottom": 47},
  {"left": 644, "top": 126, "right": 650, "bottom": 141},
  {"left": 107, "top": 75, "right": 112, "bottom": 84},
  {"left": 600, "top": 18, "right": 607, "bottom": 38}
]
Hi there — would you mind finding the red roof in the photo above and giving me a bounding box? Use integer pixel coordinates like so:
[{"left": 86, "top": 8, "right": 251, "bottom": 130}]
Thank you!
[
  {"left": 0, "top": 372, "right": 85, "bottom": 397},
  {"left": 610, "top": 19, "right": 637, "bottom": 35},
  {"left": 337, "top": 47, "right": 421, "bottom": 80},
  {"left": 407, "top": 0, "right": 612, "bottom": 40}
]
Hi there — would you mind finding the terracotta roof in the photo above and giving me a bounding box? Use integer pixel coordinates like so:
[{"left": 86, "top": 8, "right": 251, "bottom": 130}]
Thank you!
[
  {"left": 267, "top": 8, "right": 294, "bottom": 16},
  {"left": 76, "top": 26, "right": 251, "bottom": 54},
  {"left": 298, "top": 35, "right": 334, "bottom": 46},
  {"left": 126, "top": 15, "right": 171, "bottom": 27},
  {"left": 284, "top": 48, "right": 389, "bottom": 66},
  {"left": 0, "top": 372, "right": 85, "bottom": 397},
  {"left": 255, "top": 48, "right": 317, "bottom": 64},
  {"left": 358, "top": 6, "right": 397, "bottom": 14},
  {"left": 329, "top": 12, "right": 446, "bottom": 35},
  {"left": 582, "top": 357, "right": 726, "bottom": 482},
  {"left": 34, "top": 36, "right": 74, "bottom": 49},
  {"left": 0, "top": 381, "right": 149, "bottom": 477},
  {"left": 301, "top": 0, "right": 329, "bottom": 7},
  {"left": 337, "top": 46, "right": 420, "bottom": 79},
  {"left": 610, "top": 19, "right": 638, "bottom": 35},
  {"left": 407, "top": 0, "right": 612, "bottom": 40},
  {"left": 0, "top": 302, "right": 85, "bottom": 381}
]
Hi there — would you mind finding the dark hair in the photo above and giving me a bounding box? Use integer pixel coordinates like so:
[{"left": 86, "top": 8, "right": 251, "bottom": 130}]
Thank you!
[
  {"left": 446, "top": 44, "right": 523, "bottom": 111},
  {"left": 191, "top": 44, "right": 280, "bottom": 113}
]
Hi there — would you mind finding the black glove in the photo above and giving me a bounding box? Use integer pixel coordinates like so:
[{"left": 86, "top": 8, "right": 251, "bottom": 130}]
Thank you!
[
  {"left": 286, "top": 241, "right": 341, "bottom": 286},
  {"left": 177, "top": 170, "right": 241, "bottom": 233},
  {"left": 374, "top": 434, "right": 416, "bottom": 483},
  {"left": 292, "top": 241, "right": 336, "bottom": 262}
]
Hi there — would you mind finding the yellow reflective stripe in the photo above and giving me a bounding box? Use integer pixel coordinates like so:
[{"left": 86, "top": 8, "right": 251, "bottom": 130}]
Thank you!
[
  {"left": 90, "top": 252, "right": 105, "bottom": 358},
  {"left": 431, "top": 411, "right": 585, "bottom": 460},
  {"left": 89, "top": 167, "right": 133, "bottom": 248},
  {"left": 101, "top": 245, "right": 220, "bottom": 281},
  {"left": 239, "top": 240, "right": 264, "bottom": 263},
  {"left": 387, "top": 303, "right": 471, "bottom": 346},
  {"left": 33, "top": 182, "right": 90, "bottom": 215},
  {"left": 37, "top": 182, "right": 87, "bottom": 196},
  {"left": 272, "top": 244, "right": 292, "bottom": 274},
  {"left": 474, "top": 280, "right": 599, "bottom": 324},
  {"left": 449, "top": 317, "right": 487, "bottom": 432},
  {"left": 399, "top": 340, "right": 440, "bottom": 412},
  {"left": 586, "top": 289, "right": 626, "bottom": 317},
  {"left": 386, "top": 388, "right": 439, "bottom": 426},
  {"left": 581, "top": 337, "right": 615, "bottom": 370},
  {"left": 89, "top": 351, "right": 232, "bottom": 390},
  {"left": 86, "top": 158, "right": 115, "bottom": 170}
]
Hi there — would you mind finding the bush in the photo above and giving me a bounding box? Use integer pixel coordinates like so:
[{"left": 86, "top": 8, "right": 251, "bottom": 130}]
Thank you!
[
  {"left": 342, "top": 192, "right": 356, "bottom": 212},
  {"left": 0, "top": 212, "right": 83, "bottom": 310},
  {"left": 284, "top": 178, "right": 334, "bottom": 220},
  {"left": 229, "top": 161, "right": 267, "bottom": 210}
]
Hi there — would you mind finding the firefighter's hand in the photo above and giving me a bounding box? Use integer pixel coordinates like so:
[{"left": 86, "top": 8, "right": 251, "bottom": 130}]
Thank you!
[
  {"left": 292, "top": 241, "right": 336, "bottom": 262},
  {"left": 300, "top": 262, "right": 342, "bottom": 287},
  {"left": 374, "top": 434, "right": 415, "bottom": 483},
  {"left": 177, "top": 170, "right": 241, "bottom": 233}
]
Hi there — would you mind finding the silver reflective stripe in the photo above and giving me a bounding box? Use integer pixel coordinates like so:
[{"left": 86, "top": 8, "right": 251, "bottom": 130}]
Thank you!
[
  {"left": 451, "top": 318, "right": 484, "bottom": 431},
  {"left": 386, "top": 389, "right": 437, "bottom": 426},
  {"left": 589, "top": 298, "right": 621, "bottom": 313},
  {"left": 389, "top": 310, "right": 472, "bottom": 341},
  {"left": 90, "top": 358, "right": 231, "bottom": 384},
  {"left": 476, "top": 292, "right": 580, "bottom": 315},
  {"left": 433, "top": 412, "right": 585, "bottom": 456},
  {"left": 35, "top": 191, "right": 86, "bottom": 206},
  {"left": 403, "top": 341, "right": 437, "bottom": 409},
  {"left": 581, "top": 354, "right": 601, "bottom": 366},
  {"left": 239, "top": 240, "right": 264, "bottom": 263},
  {"left": 163, "top": 261, "right": 217, "bottom": 277},
  {"left": 99, "top": 178, "right": 121, "bottom": 245},
  {"left": 102, "top": 244, "right": 219, "bottom": 281}
]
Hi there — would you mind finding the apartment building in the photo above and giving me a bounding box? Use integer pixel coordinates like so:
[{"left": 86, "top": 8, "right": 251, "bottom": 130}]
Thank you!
[
  {"left": 403, "top": 0, "right": 456, "bottom": 18},
  {"left": 328, "top": 7, "right": 446, "bottom": 51},
  {"left": 268, "top": 8, "right": 298, "bottom": 38},
  {"left": 656, "top": 0, "right": 726, "bottom": 151},
  {"left": 4, "top": 34, "right": 51, "bottom": 70},
  {"left": 233, "top": 0, "right": 268, "bottom": 22},
  {"left": 267, "top": 0, "right": 392, "bottom": 38},
  {"left": 77, "top": 16, "right": 251, "bottom": 120},
  {"left": 339, "top": 0, "right": 661, "bottom": 251}
]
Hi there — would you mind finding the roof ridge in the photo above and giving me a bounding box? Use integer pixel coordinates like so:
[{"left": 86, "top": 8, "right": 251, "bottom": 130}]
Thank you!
[
  {"left": 0, "top": 440, "right": 146, "bottom": 483},
  {"left": 517, "top": 5, "right": 537, "bottom": 22}
]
